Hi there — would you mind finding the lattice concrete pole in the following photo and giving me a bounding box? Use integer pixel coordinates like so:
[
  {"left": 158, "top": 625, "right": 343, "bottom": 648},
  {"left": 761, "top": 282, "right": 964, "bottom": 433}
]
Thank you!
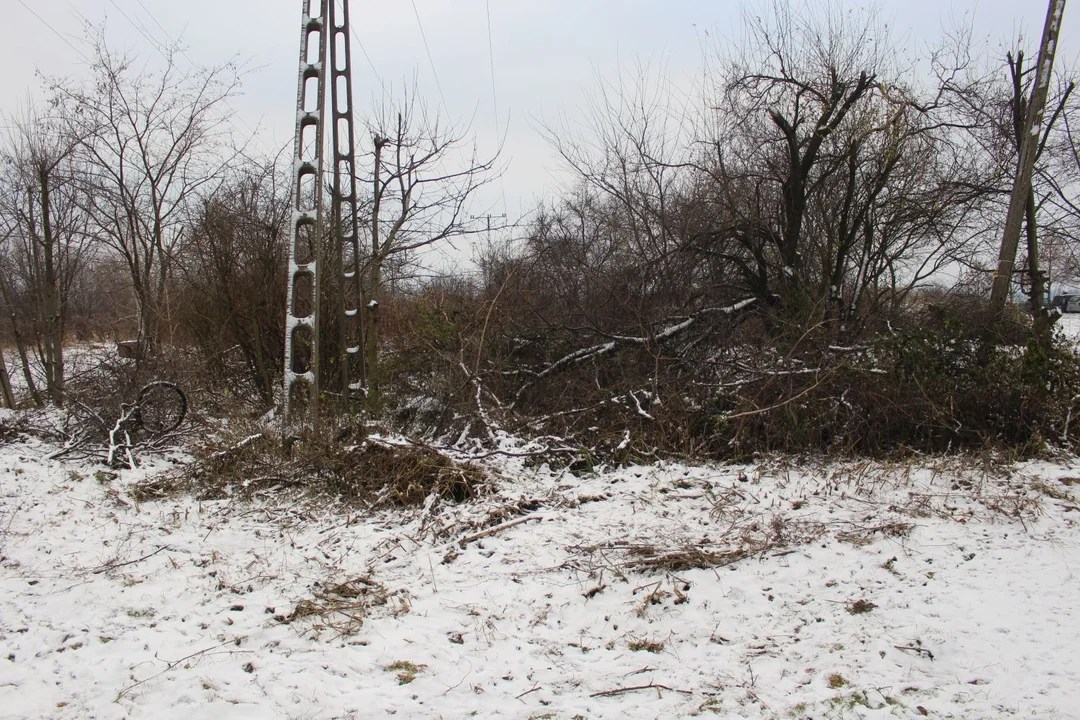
[
  {"left": 329, "top": 0, "right": 366, "bottom": 404},
  {"left": 283, "top": 0, "right": 329, "bottom": 424}
]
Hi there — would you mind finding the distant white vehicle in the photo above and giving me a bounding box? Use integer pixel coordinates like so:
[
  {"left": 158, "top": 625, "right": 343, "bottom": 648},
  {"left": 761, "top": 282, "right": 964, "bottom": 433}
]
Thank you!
[{"left": 1051, "top": 294, "right": 1080, "bottom": 312}]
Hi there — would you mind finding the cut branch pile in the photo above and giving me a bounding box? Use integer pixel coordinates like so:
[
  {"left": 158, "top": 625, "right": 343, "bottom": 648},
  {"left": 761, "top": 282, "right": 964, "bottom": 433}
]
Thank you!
[{"left": 131, "top": 427, "right": 489, "bottom": 509}]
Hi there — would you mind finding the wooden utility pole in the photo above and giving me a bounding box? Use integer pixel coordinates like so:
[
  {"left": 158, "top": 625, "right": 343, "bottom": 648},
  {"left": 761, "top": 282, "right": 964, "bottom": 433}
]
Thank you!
[{"left": 990, "top": 0, "right": 1067, "bottom": 313}]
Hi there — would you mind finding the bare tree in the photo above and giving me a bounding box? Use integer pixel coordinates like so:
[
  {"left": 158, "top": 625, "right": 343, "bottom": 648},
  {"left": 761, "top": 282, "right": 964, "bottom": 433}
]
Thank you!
[
  {"left": 1032, "top": 70, "right": 1080, "bottom": 299},
  {"left": 179, "top": 153, "right": 290, "bottom": 406},
  {"left": 693, "top": 2, "right": 991, "bottom": 328},
  {"left": 536, "top": 61, "right": 704, "bottom": 338},
  {"left": 50, "top": 36, "right": 242, "bottom": 352},
  {"left": 516, "top": 1, "right": 992, "bottom": 356},
  {"left": 360, "top": 84, "right": 499, "bottom": 399},
  {"left": 0, "top": 106, "right": 92, "bottom": 404},
  {"left": 940, "top": 29, "right": 1079, "bottom": 338},
  {"left": 990, "top": 0, "right": 1067, "bottom": 316},
  {"left": 0, "top": 225, "right": 42, "bottom": 406}
]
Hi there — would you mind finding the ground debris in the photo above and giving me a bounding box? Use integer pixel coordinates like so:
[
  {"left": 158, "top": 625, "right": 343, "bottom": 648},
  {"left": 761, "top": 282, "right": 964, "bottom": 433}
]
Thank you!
[{"left": 131, "top": 427, "right": 488, "bottom": 508}]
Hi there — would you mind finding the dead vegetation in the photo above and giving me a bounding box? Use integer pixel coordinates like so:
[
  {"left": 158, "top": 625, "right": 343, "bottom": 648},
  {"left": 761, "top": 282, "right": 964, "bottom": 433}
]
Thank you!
[
  {"left": 847, "top": 599, "right": 877, "bottom": 615},
  {"left": 131, "top": 423, "right": 488, "bottom": 508},
  {"left": 627, "top": 637, "right": 666, "bottom": 653},
  {"left": 0, "top": 410, "right": 44, "bottom": 444},
  {"left": 384, "top": 660, "right": 425, "bottom": 685},
  {"left": 567, "top": 514, "right": 833, "bottom": 579},
  {"left": 366, "top": 268, "right": 1080, "bottom": 470},
  {"left": 283, "top": 576, "right": 406, "bottom": 639},
  {"left": 558, "top": 455, "right": 1046, "bottom": 585}
]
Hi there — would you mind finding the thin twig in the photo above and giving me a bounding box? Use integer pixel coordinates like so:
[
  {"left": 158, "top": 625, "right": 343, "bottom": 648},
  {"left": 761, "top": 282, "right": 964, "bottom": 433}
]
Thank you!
[
  {"left": 91, "top": 545, "right": 170, "bottom": 575},
  {"left": 458, "top": 514, "right": 544, "bottom": 547},
  {"left": 894, "top": 645, "right": 935, "bottom": 660},
  {"left": 589, "top": 682, "right": 693, "bottom": 698},
  {"left": 115, "top": 640, "right": 247, "bottom": 700}
]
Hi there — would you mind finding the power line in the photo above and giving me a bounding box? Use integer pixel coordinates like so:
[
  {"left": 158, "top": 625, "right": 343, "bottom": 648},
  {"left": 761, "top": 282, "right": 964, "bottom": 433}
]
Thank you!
[
  {"left": 485, "top": 0, "right": 500, "bottom": 133},
  {"left": 103, "top": 0, "right": 275, "bottom": 157},
  {"left": 16, "top": 0, "right": 92, "bottom": 64},
  {"left": 134, "top": 0, "right": 172, "bottom": 41},
  {"left": 107, "top": 0, "right": 169, "bottom": 57},
  {"left": 350, "top": 26, "right": 385, "bottom": 90},
  {"left": 484, "top": 0, "right": 509, "bottom": 218},
  {"left": 409, "top": 0, "right": 449, "bottom": 113}
]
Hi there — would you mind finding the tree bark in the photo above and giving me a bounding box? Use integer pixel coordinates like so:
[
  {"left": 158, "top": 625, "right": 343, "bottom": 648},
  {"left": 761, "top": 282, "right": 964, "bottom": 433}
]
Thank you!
[
  {"left": 37, "top": 164, "right": 64, "bottom": 404},
  {"left": 364, "top": 137, "right": 386, "bottom": 402},
  {"left": 0, "top": 270, "right": 43, "bottom": 407},
  {"left": 0, "top": 345, "right": 14, "bottom": 409}
]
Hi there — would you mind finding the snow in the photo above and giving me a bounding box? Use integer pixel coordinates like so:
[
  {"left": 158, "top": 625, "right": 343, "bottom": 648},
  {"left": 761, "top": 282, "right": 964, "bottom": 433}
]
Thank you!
[
  {"left": 2, "top": 428, "right": 1080, "bottom": 718},
  {"left": 1057, "top": 312, "right": 1080, "bottom": 343},
  {"left": 1, "top": 344, "right": 113, "bottom": 396}
]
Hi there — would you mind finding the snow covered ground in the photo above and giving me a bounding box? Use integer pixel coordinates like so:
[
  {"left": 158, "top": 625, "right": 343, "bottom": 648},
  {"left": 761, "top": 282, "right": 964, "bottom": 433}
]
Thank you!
[
  {"left": 1056, "top": 312, "right": 1080, "bottom": 344},
  {"left": 2, "top": 418, "right": 1080, "bottom": 719}
]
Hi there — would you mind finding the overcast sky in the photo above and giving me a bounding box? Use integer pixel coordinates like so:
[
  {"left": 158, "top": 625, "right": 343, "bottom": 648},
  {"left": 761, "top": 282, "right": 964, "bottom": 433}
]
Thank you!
[{"left": 7, "top": 0, "right": 1080, "bottom": 231}]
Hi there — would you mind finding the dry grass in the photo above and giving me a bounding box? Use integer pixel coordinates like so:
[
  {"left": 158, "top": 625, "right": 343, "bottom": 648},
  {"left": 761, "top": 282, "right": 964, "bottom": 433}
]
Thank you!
[
  {"left": 837, "top": 521, "right": 914, "bottom": 546},
  {"left": 627, "top": 637, "right": 665, "bottom": 653},
  {"left": 384, "top": 660, "right": 425, "bottom": 684},
  {"left": 612, "top": 515, "right": 828, "bottom": 574},
  {"left": 624, "top": 545, "right": 755, "bottom": 572},
  {"left": 1032, "top": 480, "right": 1072, "bottom": 501},
  {"left": 284, "top": 576, "right": 403, "bottom": 638}
]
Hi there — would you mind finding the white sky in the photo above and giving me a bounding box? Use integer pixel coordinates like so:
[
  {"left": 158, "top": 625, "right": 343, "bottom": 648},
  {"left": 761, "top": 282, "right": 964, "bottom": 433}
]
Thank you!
[{"left": 6, "top": 1, "right": 1080, "bottom": 229}]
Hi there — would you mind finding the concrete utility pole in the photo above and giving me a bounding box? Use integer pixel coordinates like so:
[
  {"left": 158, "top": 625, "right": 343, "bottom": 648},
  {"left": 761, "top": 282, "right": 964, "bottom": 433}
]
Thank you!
[
  {"left": 471, "top": 213, "right": 506, "bottom": 241},
  {"left": 283, "top": 0, "right": 363, "bottom": 426},
  {"left": 990, "top": 0, "right": 1067, "bottom": 314}
]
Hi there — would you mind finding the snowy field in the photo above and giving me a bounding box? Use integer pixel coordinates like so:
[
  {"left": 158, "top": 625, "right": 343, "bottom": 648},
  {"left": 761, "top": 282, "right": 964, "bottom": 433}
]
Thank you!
[{"left": 2, "top": 417, "right": 1080, "bottom": 719}]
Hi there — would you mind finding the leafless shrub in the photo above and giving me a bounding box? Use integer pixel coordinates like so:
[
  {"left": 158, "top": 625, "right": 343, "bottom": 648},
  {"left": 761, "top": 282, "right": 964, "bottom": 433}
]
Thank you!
[
  {"left": 176, "top": 155, "right": 289, "bottom": 410},
  {"left": 0, "top": 408, "right": 64, "bottom": 445}
]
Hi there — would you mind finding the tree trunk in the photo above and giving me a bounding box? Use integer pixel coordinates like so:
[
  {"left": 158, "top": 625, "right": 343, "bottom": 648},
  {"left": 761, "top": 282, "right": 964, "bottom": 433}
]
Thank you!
[
  {"left": 9, "top": 311, "right": 43, "bottom": 408},
  {"left": 364, "top": 259, "right": 382, "bottom": 403},
  {"left": 1026, "top": 189, "right": 1058, "bottom": 346},
  {"left": 135, "top": 283, "right": 159, "bottom": 355},
  {"left": 38, "top": 165, "right": 64, "bottom": 404},
  {"left": 0, "top": 271, "right": 43, "bottom": 407},
  {"left": 365, "top": 137, "right": 387, "bottom": 404},
  {"left": 0, "top": 345, "right": 14, "bottom": 409}
]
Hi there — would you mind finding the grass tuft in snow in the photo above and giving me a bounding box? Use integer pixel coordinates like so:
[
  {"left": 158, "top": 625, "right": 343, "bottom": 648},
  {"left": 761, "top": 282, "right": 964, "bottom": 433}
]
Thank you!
[
  {"left": 627, "top": 637, "right": 665, "bottom": 653},
  {"left": 285, "top": 576, "right": 404, "bottom": 639},
  {"left": 385, "top": 660, "right": 425, "bottom": 684},
  {"left": 847, "top": 598, "right": 877, "bottom": 614}
]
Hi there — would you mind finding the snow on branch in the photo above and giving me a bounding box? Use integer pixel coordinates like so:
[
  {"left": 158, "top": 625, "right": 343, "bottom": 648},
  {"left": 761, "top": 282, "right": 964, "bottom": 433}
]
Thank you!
[
  {"left": 512, "top": 297, "right": 755, "bottom": 405},
  {"left": 609, "top": 297, "right": 757, "bottom": 345}
]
